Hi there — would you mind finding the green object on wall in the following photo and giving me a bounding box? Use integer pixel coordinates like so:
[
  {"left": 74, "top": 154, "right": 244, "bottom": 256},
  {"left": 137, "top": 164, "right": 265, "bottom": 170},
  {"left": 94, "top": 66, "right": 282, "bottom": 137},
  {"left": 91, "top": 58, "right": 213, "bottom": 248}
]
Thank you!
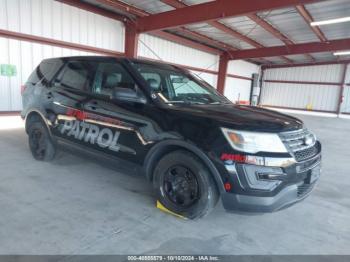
[{"left": 0, "top": 64, "right": 17, "bottom": 77}]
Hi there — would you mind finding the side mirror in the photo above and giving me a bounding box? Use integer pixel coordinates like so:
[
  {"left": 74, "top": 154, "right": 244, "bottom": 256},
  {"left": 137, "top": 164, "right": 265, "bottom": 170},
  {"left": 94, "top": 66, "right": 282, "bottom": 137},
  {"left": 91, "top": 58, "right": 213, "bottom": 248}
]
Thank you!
[{"left": 112, "top": 87, "right": 146, "bottom": 104}]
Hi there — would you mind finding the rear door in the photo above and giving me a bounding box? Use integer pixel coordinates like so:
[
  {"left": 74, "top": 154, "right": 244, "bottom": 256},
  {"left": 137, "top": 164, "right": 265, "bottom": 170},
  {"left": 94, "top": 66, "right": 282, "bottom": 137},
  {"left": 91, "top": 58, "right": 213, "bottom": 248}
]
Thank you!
[{"left": 49, "top": 60, "right": 97, "bottom": 144}]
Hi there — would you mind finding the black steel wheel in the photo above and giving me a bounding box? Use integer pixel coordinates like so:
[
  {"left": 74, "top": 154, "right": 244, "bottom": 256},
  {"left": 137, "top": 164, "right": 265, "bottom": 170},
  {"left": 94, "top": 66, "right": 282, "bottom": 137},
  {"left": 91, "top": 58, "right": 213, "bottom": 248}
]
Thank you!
[
  {"left": 153, "top": 150, "right": 219, "bottom": 219},
  {"left": 162, "top": 165, "right": 200, "bottom": 208},
  {"left": 28, "top": 121, "right": 56, "bottom": 161}
]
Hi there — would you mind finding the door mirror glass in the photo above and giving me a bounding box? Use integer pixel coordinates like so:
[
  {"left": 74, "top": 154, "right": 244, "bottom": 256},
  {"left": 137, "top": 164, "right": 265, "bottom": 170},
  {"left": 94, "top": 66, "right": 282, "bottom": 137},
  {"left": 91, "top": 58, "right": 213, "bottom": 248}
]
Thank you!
[{"left": 112, "top": 87, "right": 146, "bottom": 104}]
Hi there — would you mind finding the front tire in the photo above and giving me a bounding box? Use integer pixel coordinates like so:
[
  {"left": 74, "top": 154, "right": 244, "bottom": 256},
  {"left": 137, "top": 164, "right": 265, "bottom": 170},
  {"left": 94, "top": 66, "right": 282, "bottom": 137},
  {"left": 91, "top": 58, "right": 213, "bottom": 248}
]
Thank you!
[
  {"left": 153, "top": 150, "right": 219, "bottom": 219},
  {"left": 28, "top": 121, "right": 56, "bottom": 161}
]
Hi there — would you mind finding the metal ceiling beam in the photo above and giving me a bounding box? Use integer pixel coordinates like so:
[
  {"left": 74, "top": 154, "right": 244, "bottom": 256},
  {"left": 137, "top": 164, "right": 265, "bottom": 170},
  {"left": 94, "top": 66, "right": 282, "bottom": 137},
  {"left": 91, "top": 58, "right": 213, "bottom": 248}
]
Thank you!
[
  {"left": 161, "top": 0, "right": 295, "bottom": 64},
  {"left": 162, "top": 0, "right": 262, "bottom": 48},
  {"left": 296, "top": 5, "right": 327, "bottom": 42},
  {"left": 227, "top": 38, "right": 350, "bottom": 59},
  {"left": 93, "top": 0, "right": 231, "bottom": 53},
  {"left": 247, "top": 13, "right": 315, "bottom": 62},
  {"left": 136, "top": 0, "right": 324, "bottom": 32}
]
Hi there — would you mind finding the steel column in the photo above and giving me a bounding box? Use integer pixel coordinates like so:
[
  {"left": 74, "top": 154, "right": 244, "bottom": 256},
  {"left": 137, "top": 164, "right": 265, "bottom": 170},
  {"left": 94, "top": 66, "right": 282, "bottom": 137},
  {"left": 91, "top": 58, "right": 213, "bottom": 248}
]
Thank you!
[
  {"left": 125, "top": 24, "right": 139, "bottom": 58},
  {"left": 217, "top": 55, "right": 229, "bottom": 94},
  {"left": 337, "top": 64, "right": 348, "bottom": 115}
]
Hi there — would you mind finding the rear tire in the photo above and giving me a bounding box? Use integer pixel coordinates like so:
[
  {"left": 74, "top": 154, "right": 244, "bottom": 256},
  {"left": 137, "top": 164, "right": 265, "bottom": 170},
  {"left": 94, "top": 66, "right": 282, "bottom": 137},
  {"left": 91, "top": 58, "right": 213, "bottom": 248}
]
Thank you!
[
  {"left": 28, "top": 121, "right": 56, "bottom": 161},
  {"left": 153, "top": 150, "right": 219, "bottom": 219}
]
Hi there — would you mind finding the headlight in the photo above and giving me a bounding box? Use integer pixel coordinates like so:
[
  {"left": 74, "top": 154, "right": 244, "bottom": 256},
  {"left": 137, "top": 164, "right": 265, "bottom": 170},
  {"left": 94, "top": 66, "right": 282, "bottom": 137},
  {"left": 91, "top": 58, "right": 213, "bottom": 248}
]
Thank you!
[{"left": 221, "top": 128, "right": 287, "bottom": 154}]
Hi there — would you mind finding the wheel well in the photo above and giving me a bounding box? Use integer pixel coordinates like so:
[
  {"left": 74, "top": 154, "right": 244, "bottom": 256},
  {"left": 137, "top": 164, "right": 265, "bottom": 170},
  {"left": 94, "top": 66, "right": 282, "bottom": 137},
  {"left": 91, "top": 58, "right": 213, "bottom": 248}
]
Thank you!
[{"left": 144, "top": 143, "right": 224, "bottom": 193}]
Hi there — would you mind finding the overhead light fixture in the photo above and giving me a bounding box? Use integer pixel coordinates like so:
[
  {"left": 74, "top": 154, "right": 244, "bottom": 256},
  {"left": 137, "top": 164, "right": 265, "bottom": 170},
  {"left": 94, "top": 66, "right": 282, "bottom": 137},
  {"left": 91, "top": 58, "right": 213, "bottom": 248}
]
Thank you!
[
  {"left": 311, "top": 16, "right": 350, "bottom": 26},
  {"left": 334, "top": 51, "right": 350, "bottom": 56}
]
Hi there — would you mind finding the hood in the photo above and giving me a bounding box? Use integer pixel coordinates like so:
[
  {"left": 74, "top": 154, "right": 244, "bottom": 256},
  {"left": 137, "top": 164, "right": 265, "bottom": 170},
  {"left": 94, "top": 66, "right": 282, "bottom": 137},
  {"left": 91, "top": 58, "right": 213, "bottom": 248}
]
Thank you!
[{"left": 166, "top": 104, "right": 303, "bottom": 132}]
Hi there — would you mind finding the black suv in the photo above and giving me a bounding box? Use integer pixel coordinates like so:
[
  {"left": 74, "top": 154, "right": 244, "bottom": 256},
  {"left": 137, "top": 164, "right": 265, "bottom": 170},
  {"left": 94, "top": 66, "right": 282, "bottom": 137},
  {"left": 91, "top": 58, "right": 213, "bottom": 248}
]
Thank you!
[{"left": 21, "top": 56, "right": 322, "bottom": 219}]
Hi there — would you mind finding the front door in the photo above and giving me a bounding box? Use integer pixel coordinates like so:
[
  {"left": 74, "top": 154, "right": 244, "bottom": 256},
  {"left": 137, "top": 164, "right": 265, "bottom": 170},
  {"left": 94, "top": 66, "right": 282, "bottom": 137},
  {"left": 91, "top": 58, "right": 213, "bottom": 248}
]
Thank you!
[{"left": 82, "top": 60, "right": 154, "bottom": 164}]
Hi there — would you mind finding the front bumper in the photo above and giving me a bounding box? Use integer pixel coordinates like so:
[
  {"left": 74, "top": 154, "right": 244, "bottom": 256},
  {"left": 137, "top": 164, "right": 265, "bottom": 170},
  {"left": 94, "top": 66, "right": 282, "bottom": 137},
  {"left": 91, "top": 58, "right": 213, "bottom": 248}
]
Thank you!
[
  {"left": 220, "top": 150, "right": 321, "bottom": 213},
  {"left": 221, "top": 179, "right": 317, "bottom": 212}
]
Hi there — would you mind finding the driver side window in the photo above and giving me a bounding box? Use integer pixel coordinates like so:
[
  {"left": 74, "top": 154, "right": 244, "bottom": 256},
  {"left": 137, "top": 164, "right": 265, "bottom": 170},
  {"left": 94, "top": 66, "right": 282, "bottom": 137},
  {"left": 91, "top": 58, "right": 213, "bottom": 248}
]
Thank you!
[{"left": 92, "top": 62, "right": 137, "bottom": 97}]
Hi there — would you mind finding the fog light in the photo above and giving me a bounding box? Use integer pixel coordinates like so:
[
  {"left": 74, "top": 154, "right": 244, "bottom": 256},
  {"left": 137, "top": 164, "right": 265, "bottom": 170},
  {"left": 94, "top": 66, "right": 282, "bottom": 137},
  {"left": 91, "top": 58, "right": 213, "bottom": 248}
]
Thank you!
[{"left": 242, "top": 165, "right": 283, "bottom": 191}]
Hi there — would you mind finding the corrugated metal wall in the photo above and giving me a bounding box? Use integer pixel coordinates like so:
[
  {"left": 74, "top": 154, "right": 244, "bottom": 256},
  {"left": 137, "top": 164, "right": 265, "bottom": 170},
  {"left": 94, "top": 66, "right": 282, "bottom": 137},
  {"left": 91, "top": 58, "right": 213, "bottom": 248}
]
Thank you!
[
  {"left": 0, "top": 0, "right": 124, "bottom": 111},
  {"left": 261, "top": 65, "right": 344, "bottom": 112},
  {"left": 138, "top": 34, "right": 219, "bottom": 72},
  {"left": 0, "top": 0, "right": 124, "bottom": 51},
  {"left": 224, "top": 60, "right": 260, "bottom": 103}
]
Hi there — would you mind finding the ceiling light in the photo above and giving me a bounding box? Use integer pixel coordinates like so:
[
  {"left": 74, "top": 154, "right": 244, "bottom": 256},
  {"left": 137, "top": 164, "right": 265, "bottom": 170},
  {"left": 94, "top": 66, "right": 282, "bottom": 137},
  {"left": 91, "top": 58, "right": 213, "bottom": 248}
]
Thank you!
[
  {"left": 334, "top": 51, "right": 350, "bottom": 56},
  {"left": 311, "top": 16, "right": 350, "bottom": 26}
]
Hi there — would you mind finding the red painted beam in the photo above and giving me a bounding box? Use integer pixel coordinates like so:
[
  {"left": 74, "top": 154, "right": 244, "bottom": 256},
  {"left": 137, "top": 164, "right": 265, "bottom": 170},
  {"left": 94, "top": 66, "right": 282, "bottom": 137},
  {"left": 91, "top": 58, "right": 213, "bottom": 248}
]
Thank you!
[
  {"left": 136, "top": 0, "right": 324, "bottom": 32},
  {"left": 227, "top": 38, "right": 350, "bottom": 59},
  {"left": 58, "top": 0, "right": 125, "bottom": 21},
  {"left": 125, "top": 24, "right": 139, "bottom": 58},
  {"left": 0, "top": 29, "right": 123, "bottom": 56},
  {"left": 262, "top": 59, "right": 350, "bottom": 69},
  {"left": 217, "top": 54, "right": 229, "bottom": 94},
  {"left": 247, "top": 13, "right": 314, "bottom": 62},
  {"left": 296, "top": 5, "right": 327, "bottom": 42},
  {"left": 160, "top": 0, "right": 279, "bottom": 63},
  {"left": 337, "top": 64, "right": 348, "bottom": 114},
  {"left": 264, "top": 79, "right": 341, "bottom": 86}
]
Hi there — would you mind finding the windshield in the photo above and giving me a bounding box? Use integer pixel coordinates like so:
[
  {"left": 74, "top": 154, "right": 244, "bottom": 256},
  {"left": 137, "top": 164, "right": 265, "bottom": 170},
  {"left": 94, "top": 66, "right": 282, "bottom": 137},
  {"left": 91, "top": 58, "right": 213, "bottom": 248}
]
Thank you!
[{"left": 131, "top": 61, "right": 231, "bottom": 105}]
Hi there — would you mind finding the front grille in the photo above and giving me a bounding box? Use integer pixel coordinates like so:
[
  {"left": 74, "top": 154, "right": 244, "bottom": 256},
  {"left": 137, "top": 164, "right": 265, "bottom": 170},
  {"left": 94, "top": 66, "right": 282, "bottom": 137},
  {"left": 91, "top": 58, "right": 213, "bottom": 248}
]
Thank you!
[
  {"left": 279, "top": 129, "right": 319, "bottom": 162},
  {"left": 297, "top": 183, "right": 315, "bottom": 198},
  {"left": 294, "top": 144, "right": 319, "bottom": 162}
]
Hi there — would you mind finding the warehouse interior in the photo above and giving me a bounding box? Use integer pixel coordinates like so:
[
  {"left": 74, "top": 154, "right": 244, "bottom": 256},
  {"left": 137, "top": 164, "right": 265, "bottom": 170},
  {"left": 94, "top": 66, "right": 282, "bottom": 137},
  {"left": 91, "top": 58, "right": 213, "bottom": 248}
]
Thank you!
[{"left": 0, "top": 0, "right": 350, "bottom": 256}]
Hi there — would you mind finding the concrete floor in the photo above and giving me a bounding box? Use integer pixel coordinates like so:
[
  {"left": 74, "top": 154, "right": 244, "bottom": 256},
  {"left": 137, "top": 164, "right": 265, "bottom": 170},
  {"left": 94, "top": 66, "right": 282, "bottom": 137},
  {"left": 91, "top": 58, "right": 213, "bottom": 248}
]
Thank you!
[{"left": 0, "top": 114, "right": 349, "bottom": 255}]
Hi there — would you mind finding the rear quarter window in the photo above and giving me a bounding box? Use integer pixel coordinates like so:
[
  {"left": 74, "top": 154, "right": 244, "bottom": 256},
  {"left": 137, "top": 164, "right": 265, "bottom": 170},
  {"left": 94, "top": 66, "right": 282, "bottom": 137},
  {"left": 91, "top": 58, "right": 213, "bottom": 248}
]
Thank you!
[{"left": 27, "top": 59, "right": 63, "bottom": 86}]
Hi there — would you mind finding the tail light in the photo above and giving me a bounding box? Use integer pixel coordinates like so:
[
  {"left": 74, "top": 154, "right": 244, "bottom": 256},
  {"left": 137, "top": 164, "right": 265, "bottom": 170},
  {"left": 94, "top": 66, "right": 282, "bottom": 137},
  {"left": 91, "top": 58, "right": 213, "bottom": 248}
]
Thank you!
[{"left": 20, "top": 85, "right": 26, "bottom": 95}]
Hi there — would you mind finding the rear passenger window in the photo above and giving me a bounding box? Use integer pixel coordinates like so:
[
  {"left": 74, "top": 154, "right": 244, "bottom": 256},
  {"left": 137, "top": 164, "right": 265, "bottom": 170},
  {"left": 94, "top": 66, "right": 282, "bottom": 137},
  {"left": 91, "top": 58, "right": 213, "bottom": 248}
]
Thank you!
[
  {"left": 92, "top": 62, "right": 137, "bottom": 97},
  {"left": 58, "top": 61, "right": 95, "bottom": 91}
]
